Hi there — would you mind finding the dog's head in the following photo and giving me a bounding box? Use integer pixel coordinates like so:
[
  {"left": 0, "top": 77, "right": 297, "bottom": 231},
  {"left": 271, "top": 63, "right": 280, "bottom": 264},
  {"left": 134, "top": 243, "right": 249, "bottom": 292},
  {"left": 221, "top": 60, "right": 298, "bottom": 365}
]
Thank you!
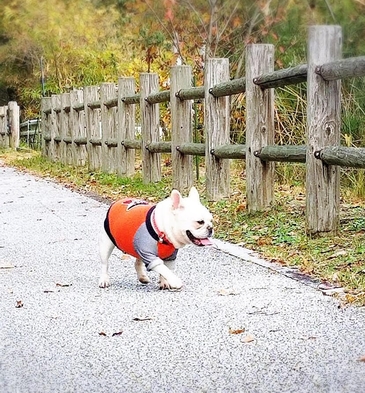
[{"left": 168, "top": 187, "right": 213, "bottom": 247}]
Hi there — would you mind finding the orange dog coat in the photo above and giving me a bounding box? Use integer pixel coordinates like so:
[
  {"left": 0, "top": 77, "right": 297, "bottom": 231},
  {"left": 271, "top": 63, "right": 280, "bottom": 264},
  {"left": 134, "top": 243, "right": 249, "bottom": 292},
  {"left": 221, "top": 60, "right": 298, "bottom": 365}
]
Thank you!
[{"left": 104, "top": 199, "right": 177, "bottom": 270}]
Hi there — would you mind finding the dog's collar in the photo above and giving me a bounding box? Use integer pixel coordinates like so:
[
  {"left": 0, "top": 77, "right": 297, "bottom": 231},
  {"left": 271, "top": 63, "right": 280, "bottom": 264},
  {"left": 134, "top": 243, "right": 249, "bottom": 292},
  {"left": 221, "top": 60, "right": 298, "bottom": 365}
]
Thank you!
[{"left": 146, "top": 206, "right": 173, "bottom": 246}]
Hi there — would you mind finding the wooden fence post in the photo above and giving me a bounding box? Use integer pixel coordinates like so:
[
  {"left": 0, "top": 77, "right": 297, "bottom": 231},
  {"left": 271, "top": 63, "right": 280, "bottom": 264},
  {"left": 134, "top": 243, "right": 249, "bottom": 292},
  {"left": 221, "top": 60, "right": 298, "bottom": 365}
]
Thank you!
[
  {"left": 246, "top": 44, "right": 275, "bottom": 212},
  {"left": 60, "top": 93, "right": 71, "bottom": 164},
  {"left": 51, "top": 94, "right": 61, "bottom": 162},
  {"left": 306, "top": 25, "right": 342, "bottom": 234},
  {"left": 140, "top": 73, "right": 161, "bottom": 183},
  {"left": 70, "top": 89, "right": 87, "bottom": 166},
  {"left": 52, "top": 95, "right": 61, "bottom": 162},
  {"left": 170, "top": 65, "right": 193, "bottom": 192},
  {"left": 41, "top": 97, "right": 52, "bottom": 158},
  {"left": 100, "top": 83, "right": 118, "bottom": 174},
  {"left": 118, "top": 77, "right": 136, "bottom": 177},
  {"left": 84, "top": 86, "right": 102, "bottom": 171},
  {"left": 61, "top": 92, "right": 76, "bottom": 165},
  {"left": 204, "top": 58, "right": 230, "bottom": 200},
  {"left": 0, "top": 105, "right": 8, "bottom": 148},
  {"left": 8, "top": 101, "right": 20, "bottom": 149}
]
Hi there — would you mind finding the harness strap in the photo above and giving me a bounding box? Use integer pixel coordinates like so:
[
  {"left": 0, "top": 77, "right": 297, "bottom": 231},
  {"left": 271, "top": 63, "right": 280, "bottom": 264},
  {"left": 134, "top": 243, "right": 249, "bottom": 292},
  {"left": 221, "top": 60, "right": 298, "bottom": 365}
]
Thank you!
[{"left": 146, "top": 206, "right": 173, "bottom": 246}]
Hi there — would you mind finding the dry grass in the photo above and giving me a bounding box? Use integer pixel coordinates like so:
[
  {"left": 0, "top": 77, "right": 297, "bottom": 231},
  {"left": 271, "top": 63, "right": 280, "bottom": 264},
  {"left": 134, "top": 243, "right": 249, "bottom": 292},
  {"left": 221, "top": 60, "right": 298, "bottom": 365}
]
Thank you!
[{"left": 1, "top": 148, "right": 365, "bottom": 306}]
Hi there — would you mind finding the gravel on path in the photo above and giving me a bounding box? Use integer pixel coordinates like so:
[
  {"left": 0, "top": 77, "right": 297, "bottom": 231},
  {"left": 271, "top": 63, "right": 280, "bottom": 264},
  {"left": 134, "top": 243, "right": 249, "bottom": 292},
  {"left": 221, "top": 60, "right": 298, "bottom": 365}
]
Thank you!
[{"left": 1, "top": 164, "right": 365, "bottom": 393}]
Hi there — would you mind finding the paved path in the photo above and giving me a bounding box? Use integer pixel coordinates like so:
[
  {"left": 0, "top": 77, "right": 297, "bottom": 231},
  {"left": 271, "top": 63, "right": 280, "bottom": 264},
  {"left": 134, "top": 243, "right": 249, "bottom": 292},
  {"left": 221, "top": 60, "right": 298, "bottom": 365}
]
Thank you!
[{"left": 1, "top": 163, "right": 365, "bottom": 393}]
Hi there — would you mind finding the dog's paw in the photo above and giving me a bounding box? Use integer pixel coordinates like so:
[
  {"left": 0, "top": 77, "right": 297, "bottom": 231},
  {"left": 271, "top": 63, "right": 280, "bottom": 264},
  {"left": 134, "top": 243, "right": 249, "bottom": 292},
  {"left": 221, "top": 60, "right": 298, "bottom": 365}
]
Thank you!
[
  {"left": 138, "top": 275, "right": 150, "bottom": 285},
  {"left": 159, "top": 276, "right": 169, "bottom": 290},
  {"left": 99, "top": 274, "right": 110, "bottom": 288},
  {"left": 159, "top": 275, "right": 183, "bottom": 291}
]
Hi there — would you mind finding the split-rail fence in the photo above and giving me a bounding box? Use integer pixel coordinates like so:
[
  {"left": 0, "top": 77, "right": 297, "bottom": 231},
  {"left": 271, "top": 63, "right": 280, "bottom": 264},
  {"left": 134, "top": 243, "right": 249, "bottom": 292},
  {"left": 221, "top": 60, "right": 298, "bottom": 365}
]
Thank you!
[{"left": 2, "top": 25, "right": 365, "bottom": 234}]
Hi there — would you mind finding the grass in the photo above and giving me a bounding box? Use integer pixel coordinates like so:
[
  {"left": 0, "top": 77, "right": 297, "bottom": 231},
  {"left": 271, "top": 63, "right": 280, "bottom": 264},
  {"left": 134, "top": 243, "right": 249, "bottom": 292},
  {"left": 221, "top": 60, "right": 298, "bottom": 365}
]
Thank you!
[{"left": 1, "top": 148, "right": 365, "bottom": 306}]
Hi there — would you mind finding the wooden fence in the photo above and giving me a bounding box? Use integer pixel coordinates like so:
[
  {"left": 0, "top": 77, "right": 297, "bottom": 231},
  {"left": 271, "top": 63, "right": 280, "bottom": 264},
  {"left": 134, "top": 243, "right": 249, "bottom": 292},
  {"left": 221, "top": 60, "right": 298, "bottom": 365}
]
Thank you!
[
  {"left": 38, "top": 25, "right": 365, "bottom": 234},
  {"left": 0, "top": 102, "right": 20, "bottom": 149}
]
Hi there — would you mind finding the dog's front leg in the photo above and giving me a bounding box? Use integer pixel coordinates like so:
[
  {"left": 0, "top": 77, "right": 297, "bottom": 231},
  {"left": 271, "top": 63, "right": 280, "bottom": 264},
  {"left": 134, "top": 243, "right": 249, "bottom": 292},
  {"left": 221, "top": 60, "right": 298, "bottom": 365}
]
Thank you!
[
  {"left": 151, "top": 259, "right": 182, "bottom": 290},
  {"left": 158, "top": 260, "right": 177, "bottom": 289}
]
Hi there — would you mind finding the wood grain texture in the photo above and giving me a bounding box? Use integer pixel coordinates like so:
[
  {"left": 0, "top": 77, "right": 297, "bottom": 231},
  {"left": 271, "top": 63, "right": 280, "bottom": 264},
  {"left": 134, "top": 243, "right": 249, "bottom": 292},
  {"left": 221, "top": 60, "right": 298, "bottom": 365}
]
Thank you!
[
  {"left": 317, "top": 56, "right": 365, "bottom": 81},
  {"left": 70, "top": 90, "right": 86, "bottom": 167},
  {"left": 204, "top": 58, "right": 230, "bottom": 201},
  {"left": 170, "top": 65, "right": 193, "bottom": 192},
  {"left": 140, "top": 73, "right": 161, "bottom": 183},
  {"left": 246, "top": 44, "right": 275, "bottom": 212},
  {"left": 41, "top": 98, "right": 51, "bottom": 157},
  {"left": 306, "top": 25, "right": 342, "bottom": 234},
  {"left": 84, "top": 86, "right": 102, "bottom": 171},
  {"left": 100, "top": 83, "right": 118, "bottom": 174},
  {"left": 118, "top": 77, "right": 136, "bottom": 177}
]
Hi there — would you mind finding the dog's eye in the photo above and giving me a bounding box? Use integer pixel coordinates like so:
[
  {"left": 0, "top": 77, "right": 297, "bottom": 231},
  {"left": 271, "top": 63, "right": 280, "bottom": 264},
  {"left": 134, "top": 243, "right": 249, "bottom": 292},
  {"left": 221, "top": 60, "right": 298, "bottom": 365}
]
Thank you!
[{"left": 197, "top": 220, "right": 205, "bottom": 225}]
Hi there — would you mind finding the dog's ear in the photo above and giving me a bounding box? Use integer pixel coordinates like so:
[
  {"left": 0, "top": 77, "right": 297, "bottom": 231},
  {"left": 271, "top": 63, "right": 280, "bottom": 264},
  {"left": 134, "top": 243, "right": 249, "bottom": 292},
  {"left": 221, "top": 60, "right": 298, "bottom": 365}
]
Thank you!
[
  {"left": 188, "top": 186, "right": 200, "bottom": 202},
  {"left": 170, "top": 189, "right": 182, "bottom": 209}
]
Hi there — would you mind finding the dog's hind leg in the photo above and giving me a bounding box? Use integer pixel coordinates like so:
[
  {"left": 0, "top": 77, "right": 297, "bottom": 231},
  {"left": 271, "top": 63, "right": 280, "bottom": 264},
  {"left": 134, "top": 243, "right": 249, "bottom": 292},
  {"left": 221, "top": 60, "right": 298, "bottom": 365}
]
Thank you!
[
  {"left": 98, "top": 229, "right": 115, "bottom": 288},
  {"left": 134, "top": 259, "right": 150, "bottom": 284}
]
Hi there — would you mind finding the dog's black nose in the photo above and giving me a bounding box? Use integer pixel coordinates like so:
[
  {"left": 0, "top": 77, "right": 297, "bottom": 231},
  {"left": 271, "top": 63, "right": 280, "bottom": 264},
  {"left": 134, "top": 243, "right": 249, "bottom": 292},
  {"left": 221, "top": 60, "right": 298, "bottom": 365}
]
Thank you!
[{"left": 207, "top": 227, "right": 213, "bottom": 237}]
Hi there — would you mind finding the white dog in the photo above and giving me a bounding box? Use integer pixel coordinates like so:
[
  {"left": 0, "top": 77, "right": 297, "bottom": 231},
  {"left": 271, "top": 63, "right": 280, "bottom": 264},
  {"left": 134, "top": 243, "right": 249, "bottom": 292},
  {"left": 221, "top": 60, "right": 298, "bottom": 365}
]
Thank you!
[{"left": 98, "top": 187, "right": 213, "bottom": 290}]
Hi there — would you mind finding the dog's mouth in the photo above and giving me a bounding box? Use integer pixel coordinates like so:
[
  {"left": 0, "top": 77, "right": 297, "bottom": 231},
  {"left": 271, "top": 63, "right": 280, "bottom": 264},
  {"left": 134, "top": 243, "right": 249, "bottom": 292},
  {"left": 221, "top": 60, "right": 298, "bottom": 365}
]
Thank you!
[{"left": 186, "top": 230, "right": 213, "bottom": 246}]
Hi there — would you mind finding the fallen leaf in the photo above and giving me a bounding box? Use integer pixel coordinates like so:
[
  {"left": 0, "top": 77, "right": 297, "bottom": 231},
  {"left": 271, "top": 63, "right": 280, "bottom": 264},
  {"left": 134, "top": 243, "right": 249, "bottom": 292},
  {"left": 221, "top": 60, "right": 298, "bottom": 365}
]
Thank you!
[
  {"left": 241, "top": 333, "right": 255, "bottom": 343},
  {"left": 318, "top": 282, "right": 342, "bottom": 291},
  {"left": 112, "top": 331, "right": 123, "bottom": 337},
  {"left": 98, "top": 332, "right": 107, "bottom": 336},
  {"left": 56, "top": 283, "right": 72, "bottom": 287},
  {"left": 218, "top": 288, "right": 240, "bottom": 296},
  {"left": 257, "top": 236, "right": 272, "bottom": 246},
  {"left": 318, "top": 282, "right": 344, "bottom": 296},
  {"left": 358, "top": 355, "right": 365, "bottom": 362},
  {"left": 133, "top": 316, "right": 153, "bottom": 321},
  {"left": 236, "top": 203, "right": 246, "bottom": 212},
  {"left": 15, "top": 300, "right": 23, "bottom": 308},
  {"left": 276, "top": 59, "right": 284, "bottom": 68},
  {"left": 0, "top": 261, "right": 14, "bottom": 269},
  {"left": 229, "top": 327, "right": 245, "bottom": 335},
  {"left": 43, "top": 290, "right": 54, "bottom": 293},
  {"left": 326, "top": 250, "right": 347, "bottom": 260}
]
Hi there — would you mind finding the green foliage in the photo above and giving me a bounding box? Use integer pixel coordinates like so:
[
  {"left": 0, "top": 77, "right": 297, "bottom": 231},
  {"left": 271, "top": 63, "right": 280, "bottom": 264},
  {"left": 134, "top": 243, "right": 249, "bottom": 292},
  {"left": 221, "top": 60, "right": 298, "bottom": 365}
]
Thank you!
[
  {"left": 0, "top": 0, "right": 128, "bottom": 114},
  {"left": 1, "top": 147, "right": 365, "bottom": 305},
  {"left": 137, "top": 26, "right": 170, "bottom": 72},
  {"left": 1, "top": 0, "right": 365, "bottom": 194},
  {"left": 2, "top": 0, "right": 365, "bottom": 307},
  {"left": 1, "top": 0, "right": 365, "bottom": 119}
]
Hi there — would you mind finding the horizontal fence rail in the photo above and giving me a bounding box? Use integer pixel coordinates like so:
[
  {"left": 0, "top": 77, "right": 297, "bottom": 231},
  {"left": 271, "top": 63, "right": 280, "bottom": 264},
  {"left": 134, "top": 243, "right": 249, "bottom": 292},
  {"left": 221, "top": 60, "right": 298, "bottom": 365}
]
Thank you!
[
  {"left": 315, "top": 56, "right": 365, "bottom": 80},
  {"left": 253, "top": 64, "right": 308, "bottom": 89},
  {"left": 1, "top": 25, "right": 362, "bottom": 234}
]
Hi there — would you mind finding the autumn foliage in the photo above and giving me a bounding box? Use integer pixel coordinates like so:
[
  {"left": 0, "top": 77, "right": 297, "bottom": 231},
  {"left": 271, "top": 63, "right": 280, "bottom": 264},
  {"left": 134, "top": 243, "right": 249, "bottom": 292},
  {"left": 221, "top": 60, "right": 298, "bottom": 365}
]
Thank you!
[{"left": 1, "top": 0, "right": 365, "bottom": 153}]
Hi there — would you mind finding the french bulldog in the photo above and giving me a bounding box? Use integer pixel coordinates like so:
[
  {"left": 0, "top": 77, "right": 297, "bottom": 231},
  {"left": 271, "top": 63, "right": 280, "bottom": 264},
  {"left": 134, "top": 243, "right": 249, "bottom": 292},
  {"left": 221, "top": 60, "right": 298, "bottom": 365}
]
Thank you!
[{"left": 98, "top": 186, "right": 213, "bottom": 290}]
